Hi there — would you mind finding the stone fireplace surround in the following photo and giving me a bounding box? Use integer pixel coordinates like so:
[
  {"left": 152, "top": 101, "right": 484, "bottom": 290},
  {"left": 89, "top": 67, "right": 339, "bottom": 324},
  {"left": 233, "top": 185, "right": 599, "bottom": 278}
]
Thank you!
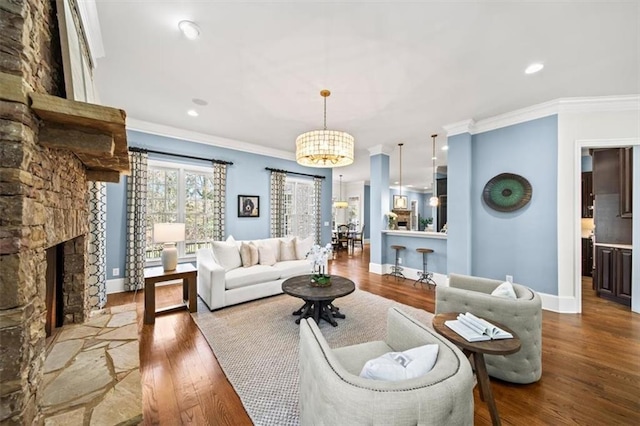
[{"left": 1, "top": 0, "right": 93, "bottom": 423}]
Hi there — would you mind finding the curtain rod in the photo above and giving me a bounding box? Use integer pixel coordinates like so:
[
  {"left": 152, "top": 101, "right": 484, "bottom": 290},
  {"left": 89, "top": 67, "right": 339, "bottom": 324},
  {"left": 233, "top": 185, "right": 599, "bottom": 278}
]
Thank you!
[
  {"left": 265, "top": 167, "right": 326, "bottom": 179},
  {"left": 129, "top": 147, "right": 233, "bottom": 165}
]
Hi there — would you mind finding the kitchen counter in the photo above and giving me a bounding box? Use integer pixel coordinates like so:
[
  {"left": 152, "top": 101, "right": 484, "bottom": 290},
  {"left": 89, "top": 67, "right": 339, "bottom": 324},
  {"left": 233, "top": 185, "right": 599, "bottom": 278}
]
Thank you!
[
  {"left": 382, "top": 230, "right": 448, "bottom": 277},
  {"left": 594, "top": 242, "right": 633, "bottom": 250},
  {"left": 382, "top": 230, "right": 447, "bottom": 239}
]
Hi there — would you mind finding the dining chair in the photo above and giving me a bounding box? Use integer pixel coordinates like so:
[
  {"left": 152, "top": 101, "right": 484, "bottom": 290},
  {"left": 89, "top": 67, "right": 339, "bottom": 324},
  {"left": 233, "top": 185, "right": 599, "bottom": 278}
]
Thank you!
[
  {"left": 336, "top": 224, "right": 350, "bottom": 251},
  {"left": 352, "top": 224, "right": 365, "bottom": 250}
]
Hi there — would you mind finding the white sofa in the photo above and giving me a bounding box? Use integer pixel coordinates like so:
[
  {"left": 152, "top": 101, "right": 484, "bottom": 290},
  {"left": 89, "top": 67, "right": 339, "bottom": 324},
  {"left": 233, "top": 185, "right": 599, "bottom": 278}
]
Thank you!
[{"left": 196, "top": 235, "right": 314, "bottom": 310}]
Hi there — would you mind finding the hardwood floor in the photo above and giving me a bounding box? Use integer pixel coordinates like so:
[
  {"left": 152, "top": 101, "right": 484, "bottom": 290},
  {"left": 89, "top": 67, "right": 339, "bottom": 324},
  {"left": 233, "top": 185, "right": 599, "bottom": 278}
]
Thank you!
[{"left": 107, "top": 246, "right": 640, "bottom": 425}]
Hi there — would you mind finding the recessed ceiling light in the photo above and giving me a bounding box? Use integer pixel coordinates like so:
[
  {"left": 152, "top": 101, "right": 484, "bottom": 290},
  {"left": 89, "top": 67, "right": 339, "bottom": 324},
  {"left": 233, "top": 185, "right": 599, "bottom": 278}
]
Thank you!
[
  {"left": 192, "top": 98, "right": 208, "bottom": 106},
  {"left": 407, "top": 184, "right": 413, "bottom": 188},
  {"left": 431, "top": 156, "right": 437, "bottom": 160},
  {"left": 525, "top": 63, "right": 544, "bottom": 74},
  {"left": 394, "top": 181, "right": 399, "bottom": 185},
  {"left": 179, "top": 20, "right": 200, "bottom": 40},
  {"left": 187, "top": 109, "right": 199, "bottom": 117},
  {"left": 441, "top": 145, "right": 449, "bottom": 151}
]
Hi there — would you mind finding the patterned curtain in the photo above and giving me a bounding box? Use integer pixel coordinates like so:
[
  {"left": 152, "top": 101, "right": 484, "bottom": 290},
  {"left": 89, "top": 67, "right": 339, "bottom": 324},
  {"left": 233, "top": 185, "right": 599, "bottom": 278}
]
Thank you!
[
  {"left": 313, "top": 177, "right": 322, "bottom": 244},
  {"left": 124, "top": 151, "right": 148, "bottom": 291},
  {"left": 270, "top": 170, "right": 287, "bottom": 237},
  {"left": 87, "top": 181, "right": 107, "bottom": 309},
  {"left": 212, "top": 162, "right": 227, "bottom": 241}
]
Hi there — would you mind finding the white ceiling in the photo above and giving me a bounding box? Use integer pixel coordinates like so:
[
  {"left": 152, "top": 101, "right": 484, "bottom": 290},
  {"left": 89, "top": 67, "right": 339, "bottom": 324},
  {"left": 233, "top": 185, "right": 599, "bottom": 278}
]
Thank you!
[{"left": 92, "top": 0, "right": 639, "bottom": 189}]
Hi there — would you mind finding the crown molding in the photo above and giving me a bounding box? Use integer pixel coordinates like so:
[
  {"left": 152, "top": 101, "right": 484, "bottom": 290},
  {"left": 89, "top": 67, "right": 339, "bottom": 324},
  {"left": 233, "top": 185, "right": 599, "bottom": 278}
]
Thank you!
[
  {"left": 472, "top": 99, "right": 560, "bottom": 134},
  {"left": 444, "top": 95, "right": 640, "bottom": 136},
  {"left": 557, "top": 94, "right": 640, "bottom": 113},
  {"left": 443, "top": 119, "right": 475, "bottom": 136},
  {"left": 126, "top": 118, "right": 296, "bottom": 161},
  {"left": 368, "top": 144, "right": 394, "bottom": 156}
]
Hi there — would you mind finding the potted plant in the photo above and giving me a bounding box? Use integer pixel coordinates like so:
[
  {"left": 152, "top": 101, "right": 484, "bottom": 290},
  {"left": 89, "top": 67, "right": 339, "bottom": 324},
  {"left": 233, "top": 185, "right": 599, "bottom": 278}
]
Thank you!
[
  {"left": 306, "top": 244, "right": 333, "bottom": 286},
  {"left": 386, "top": 211, "right": 398, "bottom": 230},
  {"left": 420, "top": 217, "right": 434, "bottom": 231}
]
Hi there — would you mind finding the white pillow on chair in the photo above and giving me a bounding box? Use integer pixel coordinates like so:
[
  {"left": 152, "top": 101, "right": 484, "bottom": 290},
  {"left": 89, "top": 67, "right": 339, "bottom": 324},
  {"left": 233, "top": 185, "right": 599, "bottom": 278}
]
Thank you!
[
  {"left": 359, "top": 344, "right": 439, "bottom": 381},
  {"left": 491, "top": 281, "right": 517, "bottom": 299}
]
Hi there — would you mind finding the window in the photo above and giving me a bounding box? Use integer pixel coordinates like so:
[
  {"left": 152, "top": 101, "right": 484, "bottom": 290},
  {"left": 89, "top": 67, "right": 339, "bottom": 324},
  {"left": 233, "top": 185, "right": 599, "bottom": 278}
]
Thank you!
[
  {"left": 284, "top": 177, "right": 316, "bottom": 238},
  {"left": 146, "top": 160, "right": 216, "bottom": 261}
]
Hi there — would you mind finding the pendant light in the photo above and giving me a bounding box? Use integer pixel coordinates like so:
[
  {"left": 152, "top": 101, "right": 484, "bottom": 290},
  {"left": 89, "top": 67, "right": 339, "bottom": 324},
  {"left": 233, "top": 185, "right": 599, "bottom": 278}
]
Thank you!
[
  {"left": 296, "top": 90, "right": 355, "bottom": 167},
  {"left": 393, "top": 143, "right": 406, "bottom": 209},
  {"left": 429, "top": 134, "right": 439, "bottom": 207},
  {"left": 334, "top": 174, "right": 348, "bottom": 208}
]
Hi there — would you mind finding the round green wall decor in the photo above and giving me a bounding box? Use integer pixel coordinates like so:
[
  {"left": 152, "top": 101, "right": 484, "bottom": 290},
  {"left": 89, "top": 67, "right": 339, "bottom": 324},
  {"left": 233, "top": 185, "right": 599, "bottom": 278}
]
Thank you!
[{"left": 482, "top": 173, "right": 532, "bottom": 212}]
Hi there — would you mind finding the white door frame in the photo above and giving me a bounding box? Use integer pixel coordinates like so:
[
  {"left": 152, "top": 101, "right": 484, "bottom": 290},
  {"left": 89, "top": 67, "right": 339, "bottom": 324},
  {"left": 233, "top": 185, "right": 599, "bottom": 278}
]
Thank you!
[{"left": 574, "top": 138, "right": 639, "bottom": 313}]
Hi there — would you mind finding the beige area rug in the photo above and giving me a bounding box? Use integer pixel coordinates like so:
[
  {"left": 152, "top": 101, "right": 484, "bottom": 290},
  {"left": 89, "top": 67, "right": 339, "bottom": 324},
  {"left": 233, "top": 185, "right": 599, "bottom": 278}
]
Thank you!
[{"left": 191, "top": 289, "right": 434, "bottom": 426}]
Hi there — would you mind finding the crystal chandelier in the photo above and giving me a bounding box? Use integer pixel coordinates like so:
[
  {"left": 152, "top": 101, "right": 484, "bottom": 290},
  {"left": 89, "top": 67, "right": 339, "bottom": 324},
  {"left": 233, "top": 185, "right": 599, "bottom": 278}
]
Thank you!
[
  {"left": 296, "top": 90, "right": 354, "bottom": 168},
  {"left": 429, "top": 134, "right": 439, "bottom": 207}
]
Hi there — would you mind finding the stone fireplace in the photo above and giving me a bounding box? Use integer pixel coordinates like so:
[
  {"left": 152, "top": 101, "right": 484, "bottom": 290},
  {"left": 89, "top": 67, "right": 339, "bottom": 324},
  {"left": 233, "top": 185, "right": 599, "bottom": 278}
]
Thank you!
[{"left": 0, "top": 1, "right": 128, "bottom": 423}]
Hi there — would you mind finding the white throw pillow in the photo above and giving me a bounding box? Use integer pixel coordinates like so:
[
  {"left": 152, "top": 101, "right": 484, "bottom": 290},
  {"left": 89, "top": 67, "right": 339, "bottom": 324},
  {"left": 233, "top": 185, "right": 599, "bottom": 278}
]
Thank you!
[
  {"left": 239, "top": 242, "right": 259, "bottom": 267},
  {"left": 359, "top": 344, "right": 439, "bottom": 381},
  {"left": 280, "top": 239, "right": 297, "bottom": 261},
  {"left": 491, "top": 281, "right": 517, "bottom": 299},
  {"left": 211, "top": 241, "right": 242, "bottom": 272},
  {"left": 258, "top": 244, "right": 277, "bottom": 266},
  {"left": 295, "top": 235, "right": 314, "bottom": 260}
]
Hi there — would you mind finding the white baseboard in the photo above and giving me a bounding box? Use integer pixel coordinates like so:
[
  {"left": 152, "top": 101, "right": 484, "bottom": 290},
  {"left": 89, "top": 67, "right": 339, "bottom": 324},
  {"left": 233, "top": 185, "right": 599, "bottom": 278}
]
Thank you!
[
  {"left": 107, "top": 278, "right": 125, "bottom": 294},
  {"left": 539, "top": 293, "right": 579, "bottom": 313},
  {"left": 368, "top": 266, "right": 580, "bottom": 313}
]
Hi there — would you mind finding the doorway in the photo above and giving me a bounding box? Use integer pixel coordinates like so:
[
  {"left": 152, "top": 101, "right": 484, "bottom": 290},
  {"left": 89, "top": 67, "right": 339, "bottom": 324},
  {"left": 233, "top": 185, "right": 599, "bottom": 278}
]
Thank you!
[{"left": 574, "top": 139, "right": 638, "bottom": 313}]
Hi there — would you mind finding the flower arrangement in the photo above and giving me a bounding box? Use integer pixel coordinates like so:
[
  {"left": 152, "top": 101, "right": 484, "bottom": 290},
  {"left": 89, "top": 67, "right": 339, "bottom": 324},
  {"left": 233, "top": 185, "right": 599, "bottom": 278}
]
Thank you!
[
  {"left": 387, "top": 211, "right": 398, "bottom": 230},
  {"left": 306, "top": 243, "right": 333, "bottom": 286}
]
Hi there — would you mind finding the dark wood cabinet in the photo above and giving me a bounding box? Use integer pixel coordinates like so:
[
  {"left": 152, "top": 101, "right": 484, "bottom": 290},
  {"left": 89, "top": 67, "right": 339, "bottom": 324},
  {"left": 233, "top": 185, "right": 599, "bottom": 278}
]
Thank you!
[
  {"left": 581, "top": 172, "right": 593, "bottom": 218},
  {"left": 592, "top": 149, "right": 619, "bottom": 195},
  {"left": 436, "top": 178, "right": 447, "bottom": 232},
  {"left": 581, "top": 238, "right": 593, "bottom": 277},
  {"left": 593, "top": 148, "right": 633, "bottom": 245},
  {"left": 437, "top": 195, "right": 447, "bottom": 232},
  {"left": 595, "top": 245, "right": 632, "bottom": 306},
  {"left": 619, "top": 147, "right": 633, "bottom": 218}
]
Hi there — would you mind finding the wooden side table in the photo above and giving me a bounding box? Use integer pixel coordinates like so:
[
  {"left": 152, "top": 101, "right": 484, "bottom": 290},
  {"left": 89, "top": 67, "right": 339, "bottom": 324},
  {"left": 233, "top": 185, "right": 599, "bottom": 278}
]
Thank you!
[
  {"left": 432, "top": 312, "right": 521, "bottom": 426},
  {"left": 144, "top": 263, "right": 197, "bottom": 324}
]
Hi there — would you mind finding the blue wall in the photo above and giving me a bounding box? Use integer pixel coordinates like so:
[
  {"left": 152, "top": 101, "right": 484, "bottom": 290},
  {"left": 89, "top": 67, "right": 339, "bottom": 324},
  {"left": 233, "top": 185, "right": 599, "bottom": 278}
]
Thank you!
[
  {"left": 364, "top": 185, "right": 370, "bottom": 238},
  {"left": 447, "top": 132, "right": 473, "bottom": 275},
  {"left": 581, "top": 155, "right": 593, "bottom": 172},
  {"left": 470, "top": 116, "right": 558, "bottom": 294},
  {"left": 369, "top": 153, "right": 390, "bottom": 265},
  {"left": 106, "top": 130, "right": 333, "bottom": 279}
]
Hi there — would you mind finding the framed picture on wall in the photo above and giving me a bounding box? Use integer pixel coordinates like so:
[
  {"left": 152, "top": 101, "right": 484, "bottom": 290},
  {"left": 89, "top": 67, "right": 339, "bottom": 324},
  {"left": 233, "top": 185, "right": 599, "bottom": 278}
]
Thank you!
[
  {"left": 393, "top": 195, "right": 408, "bottom": 209},
  {"left": 238, "top": 195, "right": 259, "bottom": 217}
]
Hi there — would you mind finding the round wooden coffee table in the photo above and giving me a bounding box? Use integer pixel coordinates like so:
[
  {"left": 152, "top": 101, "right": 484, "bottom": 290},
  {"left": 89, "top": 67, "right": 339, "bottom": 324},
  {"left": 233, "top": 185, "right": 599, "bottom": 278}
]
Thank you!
[
  {"left": 282, "top": 274, "right": 355, "bottom": 326},
  {"left": 432, "top": 312, "right": 521, "bottom": 426}
]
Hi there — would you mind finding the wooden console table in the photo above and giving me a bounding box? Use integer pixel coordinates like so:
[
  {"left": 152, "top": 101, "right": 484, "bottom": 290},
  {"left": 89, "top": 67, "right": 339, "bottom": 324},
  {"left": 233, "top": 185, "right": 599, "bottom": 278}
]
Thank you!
[{"left": 144, "top": 263, "right": 197, "bottom": 324}]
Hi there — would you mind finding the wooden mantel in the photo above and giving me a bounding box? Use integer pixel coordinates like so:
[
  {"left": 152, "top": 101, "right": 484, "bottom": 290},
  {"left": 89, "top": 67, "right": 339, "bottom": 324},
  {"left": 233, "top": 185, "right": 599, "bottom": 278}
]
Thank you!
[{"left": 29, "top": 92, "right": 130, "bottom": 182}]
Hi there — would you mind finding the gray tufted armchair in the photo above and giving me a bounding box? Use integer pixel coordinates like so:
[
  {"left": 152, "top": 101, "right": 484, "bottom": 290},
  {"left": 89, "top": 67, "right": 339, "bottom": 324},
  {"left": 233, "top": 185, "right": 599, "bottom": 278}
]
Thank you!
[
  {"left": 298, "top": 307, "right": 474, "bottom": 425},
  {"left": 435, "top": 273, "right": 542, "bottom": 384}
]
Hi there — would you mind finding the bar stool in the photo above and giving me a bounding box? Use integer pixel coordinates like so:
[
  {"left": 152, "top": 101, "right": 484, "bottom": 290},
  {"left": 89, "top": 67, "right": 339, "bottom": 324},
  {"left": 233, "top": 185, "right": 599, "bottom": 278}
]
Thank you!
[
  {"left": 414, "top": 248, "right": 436, "bottom": 289},
  {"left": 385, "top": 245, "right": 406, "bottom": 280}
]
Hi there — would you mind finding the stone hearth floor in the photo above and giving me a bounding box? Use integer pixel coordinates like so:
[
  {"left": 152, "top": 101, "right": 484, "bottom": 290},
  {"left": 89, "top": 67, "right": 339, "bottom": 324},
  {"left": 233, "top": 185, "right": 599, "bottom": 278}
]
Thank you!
[{"left": 41, "top": 303, "right": 142, "bottom": 425}]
